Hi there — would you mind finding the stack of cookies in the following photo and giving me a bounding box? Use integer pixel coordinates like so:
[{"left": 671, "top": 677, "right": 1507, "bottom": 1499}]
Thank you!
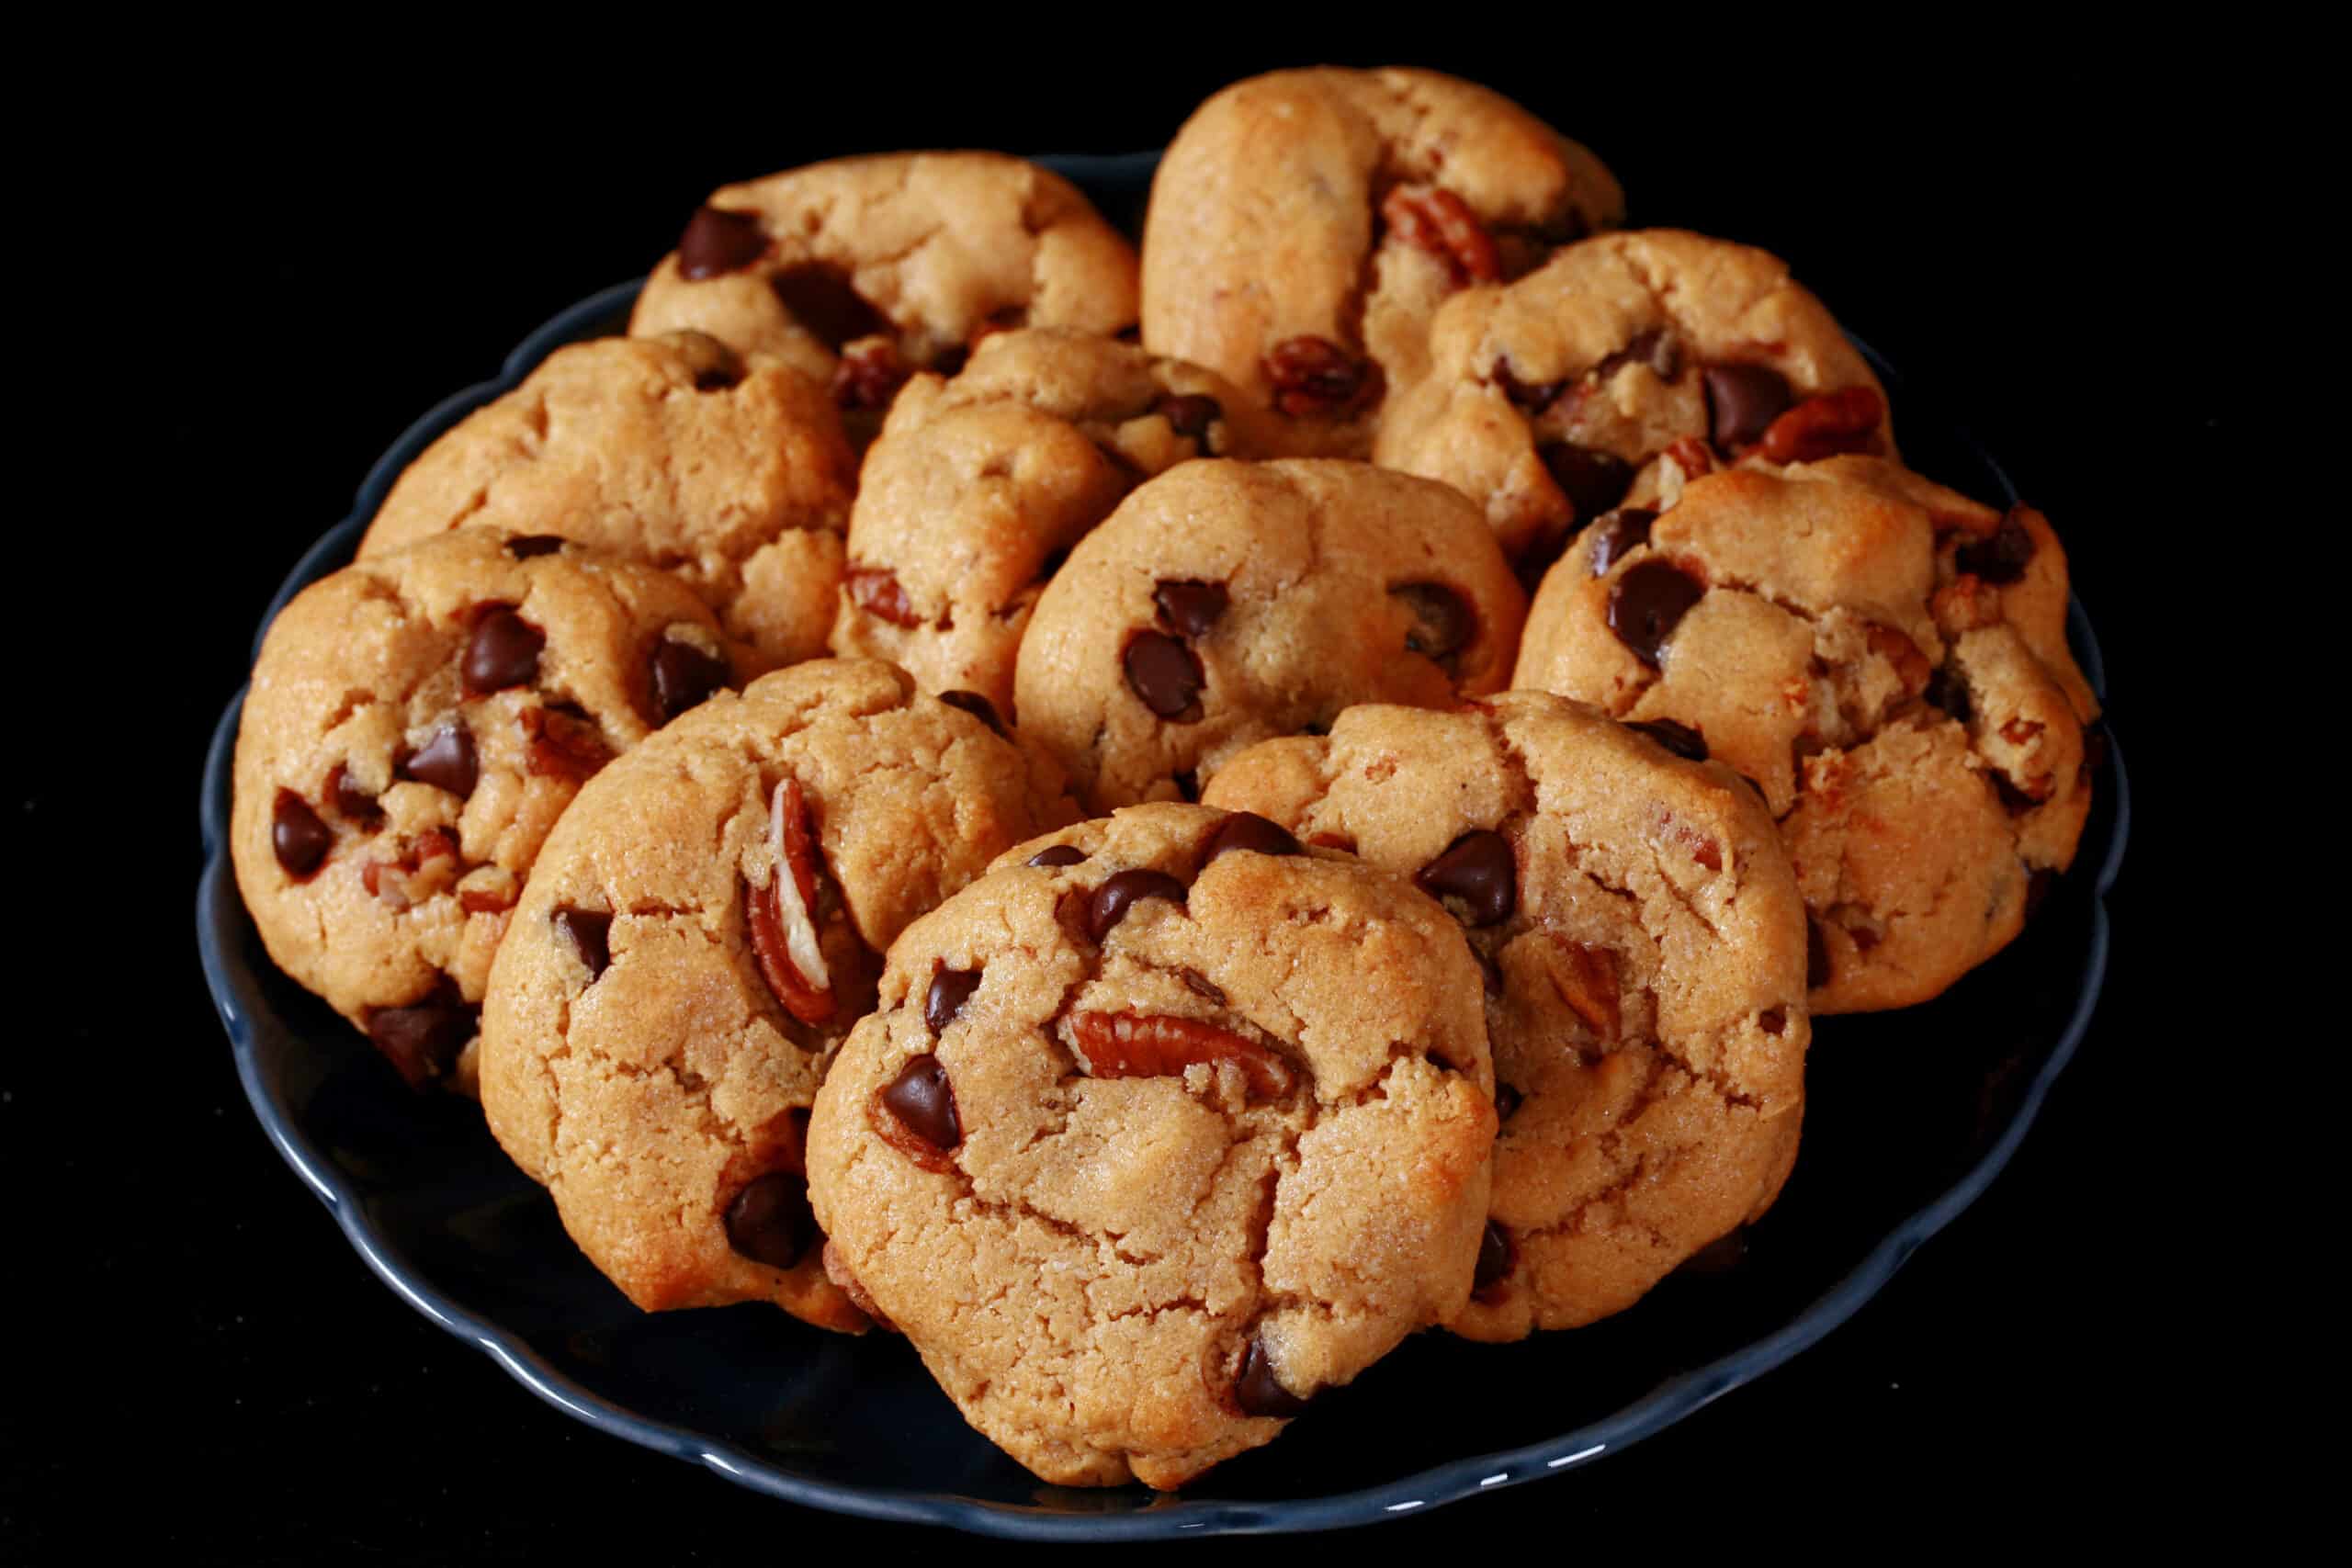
[{"left": 231, "top": 67, "right": 2101, "bottom": 1491}]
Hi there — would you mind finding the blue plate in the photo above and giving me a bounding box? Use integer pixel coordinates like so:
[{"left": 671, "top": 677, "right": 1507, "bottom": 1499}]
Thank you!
[{"left": 194, "top": 152, "right": 2129, "bottom": 1539}]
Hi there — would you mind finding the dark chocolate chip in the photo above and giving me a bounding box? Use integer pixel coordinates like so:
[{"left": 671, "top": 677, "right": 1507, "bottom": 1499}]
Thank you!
[
  {"left": 1201, "top": 812, "right": 1303, "bottom": 867},
  {"left": 926, "top": 966, "right": 983, "bottom": 1034},
  {"left": 677, "top": 207, "right": 769, "bottom": 280},
  {"left": 1625, "top": 717, "right": 1708, "bottom": 761},
  {"left": 1759, "top": 1008, "right": 1787, "bottom": 1036},
  {"left": 1955, "top": 508, "right": 2039, "bottom": 585},
  {"left": 462, "top": 605, "right": 544, "bottom": 695},
  {"left": 1123, "top": 631, "right": 1205, "bottom": 721},
  {"left": 1924, "top": 667, "right": 1973, "bottom": 724},
  {"left": 365, "top": 977, "right": 477, "bottom": 1089},
  {"left": 1473, "top": 1221, "right": 1516, "bottom": 1293},
  {"left": 1159, "top": 394, "right": 1222, "bottom": 441},
  {"left": 1172, "top": 768, "right": 1201, "bottom": 802},
  {"left": 1538, "top": 442, "right": 1636, "bottom": 522},
  {"left": 1415, "top": 829, "right": 1517, "bottom": 927},
  {"left": 1606, "top": 559, "right": 1704, "bottom": 666},
  {"left": 1026, "top": 845, "right": 1087, "bottom": 869},
  {"left": 724, "top": 1172, "right": 816, "bottom": 1270},
  {"left": 930, "top": 344, "right": 971, "bottom": 378},
  {"left": 553, "top": 908, "right": 612, "bottom": 980},
  {"left": 504, "top": 534, "right": 567, "bottom": 559},
  {"left": 397, "top": 724, "right": 478, "bottom": 799},
  {"left": 1234, "top": 1335, "right": 1309, "bottom": 1418},
  {"left": 1601, "top": 326, "right": 1680, "bottom": 381},
  {"left": 1806, "top": 919, "right": 1832, "bottom": 989},
  {"left": 1492, "top": 359, "right": 1565, "bottom": 412},
  {"left": 1087, "top": 868, "right": 1188, "bottom": 942},
  {"left": 692, "top": 349, "right": 746, "bottom": 391},
  {"left": 1179, "top": 967, "right": 1227, "bottom": 1006},
  {"left": 1392, "top": 581, "right": 1476, "bottom": 665},
  {"left": 881, "top": 1054, "right": 962, "bottom": 1151},
  {"left": 936, "top": 690, "right": 1008, "bottom": 737},
  {"left": 767, "top": 263, "right": 888, "bottom": 349},
  {"left": 650, "top": 639, "right": 731, "bottom": 724},
  {"left": 1677, "top": 1229, "right": 1748, "bottom": 1279},
  {"left": 271, "top": 790, "right": 332, "bottom": 878},
  {"left": 1494, "top": 1081, "right": 1521, "bottom": 1120},
  {"left": 1704, "top": 363, "right": 1795, "bottom": 450},
  {"left": 328, "top": 765, "right": 383, "bottom": 828},
  {"left": 1153, "top": 580, "right": 1229, "bottom": 638},
  {"left": 1586, "top": 507, "right": 1657, "bottom": 577}
]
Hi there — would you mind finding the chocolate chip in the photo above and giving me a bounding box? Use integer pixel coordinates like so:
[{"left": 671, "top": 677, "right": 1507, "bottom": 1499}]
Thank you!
[
  {"left": 1492, "top": 359, "right": 1565, "bottom": 412},
  {"left": 1677, "top": 1229, "right": 1747, "bottom": 1279},
  {"left": 1704, "top": 364, "right": 1794, "bottom": 450},
  {"left": 1415, "top": 829, "right": 1517, "bottom": 927},
  {"left": 1538, "top": 442, "right": 1636, "bottom": 521},
  {"left": 1179, "top": 967, "right": 1227, "bottom": 1006},
  {"left": 677, "top": 207, "right": 769, "bottom": 280},
  {"left": 881, "top": 1054, "right": 961, "bottom": 1151},
  {"left": 1494, "top": 1081, "right": 1521, "bottom": 1120},
  {"left": 1390, "top": 581, "right": 1476, "bottom": 666},
  {"left": 365, "top": 977, "right": 477, "bottom": 1089},
  {"left": 930, "top": 344, "right": 971, "bottom": 378},
  {"left": 1625, "top": 717, "right": 1708, "bottom": 761},
  {"left": 327, "top": 765, "right": 383, "bottom": 829},
  {"left": 724, "top": 1172, "right": 816, "bottom": 1270},
  {"left": 1087, "top": 868, "right": 1188, "bottom": 942},
  {"left": 1991, "top": 773, "right": 2040, "bottom": 815},
  {"left": 757, "top": 261, "right": 885, "bottom": 347},
  {"left": 926, "top": 966, "right": 982, "bottom": 1033},
  {"left": 1172, "top": 768, "right": 1201, "bottom": 802},
  {"left": 1152, "top": 580, "right": 1228, "bottom": 638},
  {"left": 553, "top": 908, "right": 612, "bottom": 980},
  {"left": 1026, "top": 845, "right": 1087, "bottom": 869},
  {"left": 1586, "top": 508, "right": 1657, "bottom": 576},
  {"left": 1473, "top": 1221, "right": 1516, "bottom": 1294},
  {"left": 1955, "top": 508, "right": 2039, "bottom": 585},
  {"left": 1201, "top": 812, "right": 1303, "bottom": 867},
  {"left": 504, "top": 535, "right": 567, "bottom": 559},
  {"left": 1600, "top": 327, "right": 1680, "bottom": 381},
  {"left": 935, "top": 690, "right": 1007, "bottom": 737},
  {"left": 650, "top": 639, "right": 731, "bottom": 724},
  {"left": 692, "top": 349, "right": 746, "bottom": 391},
  {"left": 1159, "top": 394, "right": 1221, "bottom": 441},
  {"left": 1759, "top": 1008, "right": 1787, "bottom": 1036},
  {"left": 271, "top": 790, "right": 332, "bottom": 878},
  {"left": 462, "top": 604, "right": 544, "bottom": 695},
  {"left": 1234, "top": 1335, "right": 1309, "bottom": 1418},
  {"left": 1924, "top": 667, "right": 1973, "bottom": 724},
  {"left": 397, "top": 724, "right": 478, "bottom": 799},
  {"left": 1606, "top": 559, "right": 1704, "bottom": 666},
  {"left": 1123, "top": 631, "right": 1205, "bottom": 721},
  {"left": 1806, "top": 919, "right": 1832, "bottom": 989}
]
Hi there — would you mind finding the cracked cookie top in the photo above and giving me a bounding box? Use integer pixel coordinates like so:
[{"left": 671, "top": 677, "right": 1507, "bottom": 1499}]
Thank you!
[
  {"left": 1204, "top": 693, "right": 1807, "bottom": 1336},
  {"left": 1513, "top": 457, "right": 2098, "bottom": 1013},
  {"left": 360, "top": 331, "right": 857, "bottom": 669},
  {"left": 1013, "top": 458, "right": 1526, "bottom": 810},
  {"left": 804, "top": 803, "right": 1497, "bottom": 1489},
  {"left": 628, "top": 153, "right": 1140, "bottom": 446},
  {"left": 1375, "top": 229, "right": 1890, "bottom": 574},
  {"left": 1142, "top": 66, "right": 1623, "bottom": 457},
  {"left": 476, "top": 659, "right": 1075, "bottom": 1333},
  {"left": 826, "top": 329, "right": 1276, "bottom": 720},
  {"left": 231, "top": 527, "right": 744, "bottom": 1090}
]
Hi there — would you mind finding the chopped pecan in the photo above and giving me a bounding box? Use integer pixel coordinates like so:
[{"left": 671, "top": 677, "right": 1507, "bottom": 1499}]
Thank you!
[
  {"left": 522, "top": 705, "right": 613, "bottom": 780},
  {"left": 1262, "top": 336, "right": 1385, "bottom": 421},
  {"left": 1541, "top": 938, "right": 1621, "bottom": 1041},
  {"left": 1865, "top": 624, "right": 1934, "bottom": 698},
  {"left": 1661, "top": 435, "right": 1715, "bottom": 487},
  {"left": 832, "top": 336, "right": 909, "bottom": 411},
  {"left": 845, "top": 566, "right": 921, "bottom": 628},
  {"left": 1068, "top": 1010, "right": 1295, "bottom": 1099},
  {"left": 362, "top": 828, "right": 460, "bottom": 908},
  {"left": 1754, "top": 386, "right": 1886, "bottom": 464},
  {"left": 748, "top": 777, "right": 836, "bottom": 1026},
  {"left": 1381, "top": 184, "right": 1502, "bottom": 287}
]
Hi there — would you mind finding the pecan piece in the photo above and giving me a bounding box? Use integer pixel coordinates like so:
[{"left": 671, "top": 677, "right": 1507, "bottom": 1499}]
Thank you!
[
  {"left": 1381, "top": 184, "right": 1501, "bottom": 287},
  {"left": 832, "top": 336, "right": 909, "bottom": 411},
  {"left": 1262, "top": 335, "right": 1385, "bottom": 421},
  {"left": 1754, "top": 385, "right": 1886, "bottom": 464},
  {"left": 845, "top": 566, "right": 921, "bottom": 628},
  {"left": 1542, "top": 938, "right": 1620, "bottom": 1041},
  {"left": 748, "top": 777, "right": 836, "bottom": 1026},
  {"left": 1865, "top": 624, "right": 1933, "bottom": 698},
  {"left": 522, "top": 705, "right": 613, "bottom": 781},
  {"left": 1068, "top": 1010, "right": 1295, "bottom": 1099}
]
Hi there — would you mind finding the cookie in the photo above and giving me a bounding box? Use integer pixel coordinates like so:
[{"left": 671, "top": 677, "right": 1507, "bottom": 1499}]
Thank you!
[
  {"left": 1375, "top": 229, "right": 1890, "bottom": 572},
  {"left": 826, "top": 328, "right": 1274, "bottom": 719},
  {"left": 804, "top": 803, "right": 1497, "bottom": 1487},
  {"left": 361, "top": 331, "right": 856, "bottom": 668},
  {"left": 629, "top": 153, "right": 1140, "bottom": 443},
  {"left": 1512, "top": 457, "right": 2098, "bottom": 1012},
  {"left": 232, "top": 528, "right": 744, "bottom": 1089},
  {"left": 1142, "top": 67, "right": 1623, "bottom": 457},
  {"left": 1204, "top": 693, "right": 1807, "bottom": 1335},
  {"left": 1013, "top": 458, "right": 1526, "bottom": 809},
  {"left": 476, "top": 659, "right": 1074, "bottom": 1331}
]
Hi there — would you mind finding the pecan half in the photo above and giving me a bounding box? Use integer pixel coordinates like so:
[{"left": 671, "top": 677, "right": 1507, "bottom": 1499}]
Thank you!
[
  {"left": 748, "top": 777, "right": 835, "bottom": 1026},
  {"left": 1262, "top": 336, "right": 1385, "bottom": 421},
  {"left": 1381, "top": 184, "right": 1501, "bottom": 287},
  {"left": 1754, "top": 386, "right": 1886, "bottom": 464},
  {"left": 1068, "top": 1010, "right": 1295, "bottom": 1099}
]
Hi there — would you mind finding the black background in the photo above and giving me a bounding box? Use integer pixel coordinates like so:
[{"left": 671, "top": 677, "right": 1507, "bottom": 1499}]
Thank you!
[{"left": 12, "top": 43, "right": 2225, "bottom": 1562}]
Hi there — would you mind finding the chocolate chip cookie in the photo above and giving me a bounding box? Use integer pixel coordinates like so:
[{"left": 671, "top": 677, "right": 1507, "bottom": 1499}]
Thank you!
[
  {"left": 477, "top": 660, "right": 1074, "bottom": 1331},
  {"left": 805, "top": 803, "right": 1497, "bottom": 1487},
  {"left": 1143, "top": 67, "right": 1623, "bottom": 457},
  {"left": 1204, "top": 693, "right": 1807, "bottom": 1335},
  {"left": 232, "top": 528, "right": 744, "bottom": 1089},
  {"left": 630, "top": 153, "right": 1140, "bottom": 444},
  {"left": 1013, "top": 458, "right": 1526, "bottom": 809},
  {"left": 825, "top": 329, "right": 1275, "bottom": 721},
  {"left": 1376, "top": 230, "right": 1891, "bottom": 573},
  {"left": 1513, "top": 457, "right": 2098, "bottom": 1013},
  {"left": 361, "top": 331, "right": 856, "bottom": 668}
]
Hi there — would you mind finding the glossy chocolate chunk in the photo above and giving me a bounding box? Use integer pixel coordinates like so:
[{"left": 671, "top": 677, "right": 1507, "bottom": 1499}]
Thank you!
[
  {"left": 650, "top": 639, "right": 731, "bottom": 724},
  {"left": 677, "top": 207, "right": 767, "bottom": 280},
  {"left": 365, "top": 978, "right": 477, "bottom": 1089},
  {"left": 1200, "top": 812, "right": 1302, "bottom": 867},
  {"left": 553, "top": 907, "right": 612, "bottom": 979},
  {"left": 1416, "top": 829, "right": 1517, "bottom": 927},
  {"left": 1586, "top": 507, "right": 1657, "bottom": 577},
  {"left": 881, "top": 1054, "right": 961, "bottom": 1151},
  {"left": 925, "top": 966, "right": 982, "bottom": 1033},
  {"left": 397, "top": 724, "right": 478, "bottom": 799},
  {"left": 1087, "top": 868, "right": 1187, "bottom": 942},
  {"left": 1152, "top": 580, "right": 1228, "bottom": 638},
  {"left": 767, "top": 263, "right": 888, "bottom": 349},
  {"left": 1234, "top": 1335, "right": 1309, "bottom": 1417},
  {"left": 271, "top": 790, "right": 331, "bottom": 878},
  {"left": 1159, "top": 394, "right": 1221, "bottom": 441},
  {"left": 1606, "top": 559, "right": 1703, "bottom": 666},
  {"left": 503, "top": 534, "right": 567, "bottom": 559},
  {"left": 1026, "top": 845, "right": 1088, "bottom": 869},
  {"left": 1625, "top": 717, "right": 1708, "bottom": 761},
  {"left": 462, "top": 605, "right": 544, "bottom": 695},
  {"left": 1704, "top": 363, "right": 1794, "bottom": 450},
  {"left": 724, "top": 1172, "right": 816, "bottom": 1269},
  {"left": 1392, "top": 581, "right": 1474, "bottom": 664},
  {"left": 938, "top": 690, "right": 1007, "bottom": 737},
  {"left": 1538, "top": 442, "right": 1635, "bottom": 521},
  {"left": 1123, "top": 630, "right": 1205, "bottom": 721},
  {"left": 1473, "top": 1221, "right": 1516, "bottom": 1292}
]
